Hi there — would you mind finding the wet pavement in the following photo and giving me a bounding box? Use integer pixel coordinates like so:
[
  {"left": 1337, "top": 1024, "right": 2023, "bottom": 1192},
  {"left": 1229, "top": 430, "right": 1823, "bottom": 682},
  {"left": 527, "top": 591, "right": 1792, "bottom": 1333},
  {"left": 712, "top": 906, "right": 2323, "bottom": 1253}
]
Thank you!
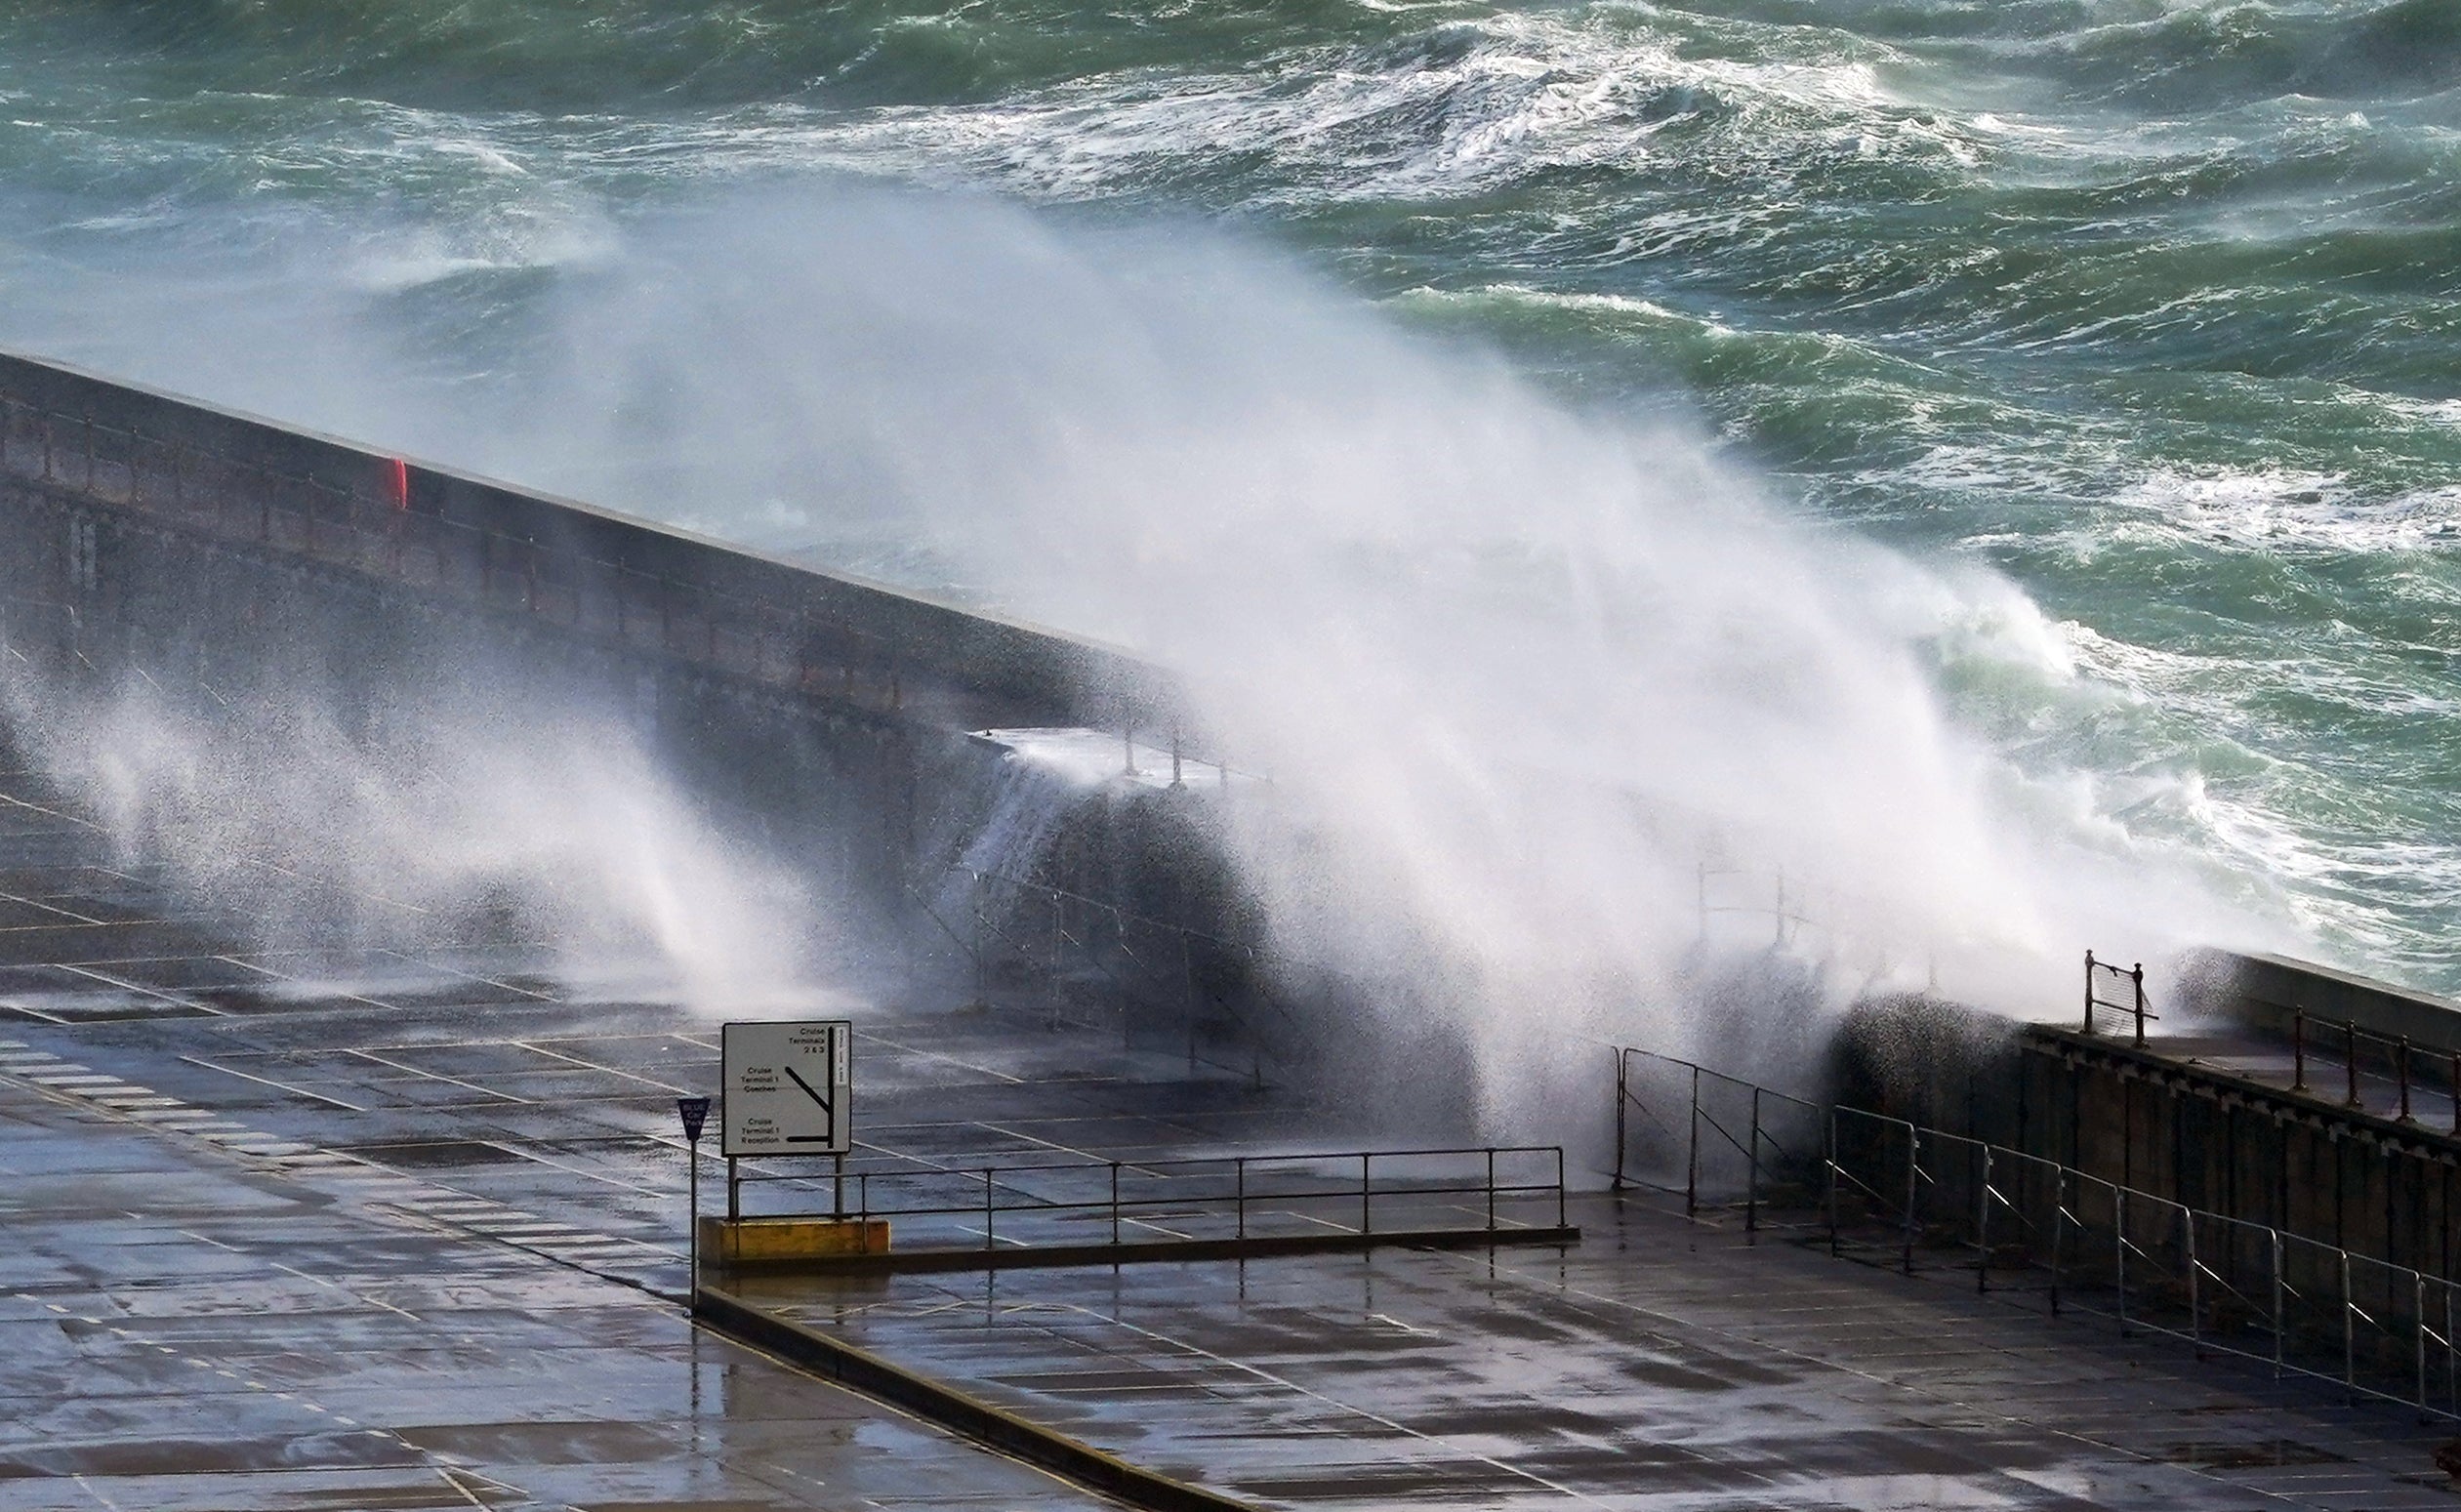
[
  {"left": 0, "top": 1067, "right": 1125, "bottom": 1510},
  {"left": 3, "top": 753, "right": 2461, "bottom": 1509},
  {"left": 741, "top": 1196, "right": 2461, "bottom": 1509}
]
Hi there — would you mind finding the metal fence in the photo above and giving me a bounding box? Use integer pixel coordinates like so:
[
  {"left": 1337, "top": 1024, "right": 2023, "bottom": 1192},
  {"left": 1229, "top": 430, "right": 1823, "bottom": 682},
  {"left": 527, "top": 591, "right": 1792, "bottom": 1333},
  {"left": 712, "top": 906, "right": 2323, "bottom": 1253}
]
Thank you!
[
  {"left": 1617, "top": 1043, "right": 2461, "bottom": 1418},
  {"left": 726, "top": 1144, "right": 1568, "bottom": 1253},
  {"left": 2281, "top": 1009, "right": 2461, "bottom": 1131}
]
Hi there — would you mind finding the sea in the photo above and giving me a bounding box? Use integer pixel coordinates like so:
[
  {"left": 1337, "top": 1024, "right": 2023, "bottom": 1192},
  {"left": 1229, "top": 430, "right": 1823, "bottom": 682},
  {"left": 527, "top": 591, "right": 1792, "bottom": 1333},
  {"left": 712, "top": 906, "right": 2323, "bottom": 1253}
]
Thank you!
[{"left": 0, "top": 0, "right": 2453, "bottom": 1001}]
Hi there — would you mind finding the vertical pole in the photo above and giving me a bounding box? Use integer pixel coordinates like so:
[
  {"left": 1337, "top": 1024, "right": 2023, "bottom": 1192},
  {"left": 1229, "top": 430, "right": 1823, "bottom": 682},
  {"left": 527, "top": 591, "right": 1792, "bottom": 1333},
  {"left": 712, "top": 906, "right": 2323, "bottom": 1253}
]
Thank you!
[
  {"left": 2186, "top": 1206, "right": 2200, "bottom": 1358},
  {"left": 2049, "top": 1167, "right": 2066, "bottom": 1317},
  {"left": 1557, "top": 1148, "right": 1567, "bottom": 1231},
  {"left": 1111, "top": 1162, "right": 1121, "bottom": 1246},
  {"left": 1487, "top": 1148, "right": 1497, "bottom": 1231},
  {"left": 1614, "top": 1050, "right": 1628, "bottom": 1192},
  {"left": 687, "top": 1138, "right": 699, "bottom": 1296},
  {"left": 1746, "top": 1088, "right": 1761, "bottom": 1238},
  {"left": 971, "top": 872, "right": 988, "bottom": 1010},
  {"left": 2116, "top": 1193, "right": 2129, "bottom": 1337},
  {"left": 1686, "top": 1066, "right": 1701, "bottom": 1217},
  {"left": 1825, "top": 1109, "right": 1840, "bottom": 1258},
  {"left": 2348, "top": 1022, "right": 2361, "bottom": 1109},
  {"left": 1236, "top": 1157, "right": 1247, "bottom": 1240},
  {"left": 2344, "top": 1250, "right": 2358, "bottom": 1403},
  {"left": 2294, "top": 1011, "right": 2307, "bottom": 1091},
  {"left": 727, "top": 1156, "right": 739, "bottom": 1222},
  {"left": 2131, "top": 963, "right": 2146, "bottom": 1047},
  {"left": 1904, "top": 1126, "right": 1919, "bottom": 1276},
  {"left": 2420, "top": 1272, "right": 2432, "bottom": 1420},
  {"left": 984, "top": 1168, "right": 995, "bottom": 1252},
  {"left": 1361, "top": 1153, "right": 1373, "bottom": 1236},
  {"left": 833, "top": 1153, "right": 844, "bottom": 1220},
  {"left": 2271, "top": 1230, "right": 2285, "bottom": 1379},
  {"left": 2400, "top": 1038, "right": 2414, "bottom": 1122},
  {"left": 2451, "top": 1052, "right": 2460, "bottom": 1136},
  {"left": 2084, "top": 950, "right": 2097, "bottom": 1034},
  {"left": 1977, "top": 1145, "right": 1991, "bottom": 1295}
]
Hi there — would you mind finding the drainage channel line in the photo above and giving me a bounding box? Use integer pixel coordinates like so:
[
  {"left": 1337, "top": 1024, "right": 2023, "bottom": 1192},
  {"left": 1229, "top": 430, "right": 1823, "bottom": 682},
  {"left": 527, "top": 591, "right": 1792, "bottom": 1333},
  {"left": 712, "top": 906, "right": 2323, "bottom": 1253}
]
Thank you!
[{"left": 0, "top": 1037, "right": 679, "bottom": 1289}]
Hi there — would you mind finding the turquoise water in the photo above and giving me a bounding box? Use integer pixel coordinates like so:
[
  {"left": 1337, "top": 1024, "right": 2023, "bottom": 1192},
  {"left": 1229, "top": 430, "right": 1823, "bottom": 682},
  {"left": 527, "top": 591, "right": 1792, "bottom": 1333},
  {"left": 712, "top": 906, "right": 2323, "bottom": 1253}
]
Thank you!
[{"left": 0, "top": 1, "right": 2454, "bottom": 991}]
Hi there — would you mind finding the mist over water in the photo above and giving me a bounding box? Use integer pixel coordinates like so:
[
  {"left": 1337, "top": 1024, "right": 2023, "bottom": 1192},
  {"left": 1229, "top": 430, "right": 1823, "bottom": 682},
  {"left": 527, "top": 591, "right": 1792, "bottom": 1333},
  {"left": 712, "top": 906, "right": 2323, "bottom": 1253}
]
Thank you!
[{"left": 0, "top": 0, "right": 2452, "bottom": 1094}]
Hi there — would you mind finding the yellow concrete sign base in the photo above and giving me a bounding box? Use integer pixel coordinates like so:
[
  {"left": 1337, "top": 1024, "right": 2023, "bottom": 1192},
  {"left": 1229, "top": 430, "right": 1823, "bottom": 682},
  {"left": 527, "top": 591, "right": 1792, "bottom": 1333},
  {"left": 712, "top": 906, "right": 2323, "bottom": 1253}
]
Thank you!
[{"left": 700, "top": 1215, "right": 892, "bottom": 1266}]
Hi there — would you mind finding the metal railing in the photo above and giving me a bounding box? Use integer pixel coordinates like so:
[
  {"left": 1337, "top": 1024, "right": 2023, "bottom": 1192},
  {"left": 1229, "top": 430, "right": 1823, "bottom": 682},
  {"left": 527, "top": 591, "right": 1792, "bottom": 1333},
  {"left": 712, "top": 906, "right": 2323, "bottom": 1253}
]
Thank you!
[
  {"left": 2084, "top": 950, "right": 2156, "bottom": 1046},
  {"left": 1612, "top": 1045, "right": 1824, "bottom": 1235},
  {"left": 726, "top": 1144, "right": 1568, "bottom": 1252},
  {"left": 1615, "top": 1043, "right": 2461, "bottom": 1418},
  {"left": 2287, "top": 1009, "right": 2461, "bottom": 1130}
]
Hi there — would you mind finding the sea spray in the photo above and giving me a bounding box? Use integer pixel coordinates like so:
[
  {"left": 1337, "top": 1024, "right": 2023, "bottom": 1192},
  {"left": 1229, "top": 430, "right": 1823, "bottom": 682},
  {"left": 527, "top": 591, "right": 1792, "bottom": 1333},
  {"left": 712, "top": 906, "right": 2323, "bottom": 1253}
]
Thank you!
[
  {"left": 0, "top": 657, "right": 824, "bottom": 1014},
  {"left": 502, "top": 186, "right": 2279, "bottom": 1130}
]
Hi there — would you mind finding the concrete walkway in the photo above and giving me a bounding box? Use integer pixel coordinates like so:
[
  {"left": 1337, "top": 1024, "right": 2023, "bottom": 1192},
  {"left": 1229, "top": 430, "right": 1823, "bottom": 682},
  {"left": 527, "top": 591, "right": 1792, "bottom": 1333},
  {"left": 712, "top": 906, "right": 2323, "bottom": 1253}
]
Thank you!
[
  {"left": 0, "top": 1073, "right": 1115, "bottom": 1512},
  {"left": 738, "top": 1195, "right": 2461, "bottom": 1510}
]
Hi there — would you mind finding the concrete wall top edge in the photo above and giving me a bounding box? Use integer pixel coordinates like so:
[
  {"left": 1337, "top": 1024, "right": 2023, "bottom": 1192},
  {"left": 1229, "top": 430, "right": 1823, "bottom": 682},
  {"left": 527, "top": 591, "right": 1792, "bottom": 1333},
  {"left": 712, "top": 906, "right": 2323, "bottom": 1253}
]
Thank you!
[
  {"left": 0, "top": 345, "right": 1178, "bottom": 724},
  {"left": 2198, "top": 947, "right": 2461, "bottom": 1056}
]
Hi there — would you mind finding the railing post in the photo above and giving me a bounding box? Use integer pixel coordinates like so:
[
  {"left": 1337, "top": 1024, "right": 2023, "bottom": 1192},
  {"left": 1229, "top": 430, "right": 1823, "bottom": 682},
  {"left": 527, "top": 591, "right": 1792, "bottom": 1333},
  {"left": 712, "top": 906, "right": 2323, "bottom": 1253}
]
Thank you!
[
  {"left": 2131, "top": 962, "right": 2147, "bottom": 1047},
  {"left": 2274, "top": 1236, "right": 2293, "bottom": 1378},
  {"left": 1556, "top": 1147, "right": 1566, "bottom": 1231},
  {"left": 2116, "top": 1193, "right": 2129, "bottom": 1337},
  {"left": 2420, "top": 1272, "right": 2432, "bottom": 1420},
  {"left": 984, "top": 1168, "right": 995, "bottom": 1252},
  {"left": 2343, "top": 1250, "right": 2357, "bottom": 1402},
  {"left": 1236, "top": 1157, "right": 1247, "bottom": 1240},
  {"left": 2293, "top": 1011, "right": 2307, "bottom": 1092},
  {"left": 1903, "top": 1126, "right": 1919, "bottom": 1276},
  {"left": 1111, "top": 1161, "right": 1121, "bottom": 1246},
  {"left": 1977, "top": 1145, "right": 1991, "bottom": 1295},
  {"left": 2049, "top": 1167, "right": 2066, "bottom": 1317},
  {"left": 1746, "top": 1087, "right": 1761, "bottom": 1238},
  {"left": 2272, "top": 1230, "right": 2285, "bottom": 1378},
  {"left": 2186, "top": 1206, "right": 2200, "bottom": 1358},
  {"left": 2399, "top": 1037, "right": 2413, "bottom": 1123},
  {"left": 2347, "top": 1022, "right": 2362, "bottom": 1109},
  {"left": 1686, "top": 1066, "right": 1702, "bottom": 1217},
  {"left": 2084, "top": 950, "right": 2097, "bottom": 1034},
  {"left": 1825, "top": 1110, "right": 1839, "bottom": 1258},
  {"left": 1614, "top": 1049, "right": 1628, "bottom": 1191},
  {"left": 1361, "top": 1153, "right": 1373, "bottom": 1236},
  {"left": 1486, "top": 1148, "right": 1497, "bottom": 1231}
]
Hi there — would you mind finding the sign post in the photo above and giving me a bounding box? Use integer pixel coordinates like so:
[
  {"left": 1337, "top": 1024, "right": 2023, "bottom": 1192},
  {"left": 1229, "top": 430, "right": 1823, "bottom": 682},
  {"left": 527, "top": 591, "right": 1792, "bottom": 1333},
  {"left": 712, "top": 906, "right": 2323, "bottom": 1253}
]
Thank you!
[
  {"left": 721, "top": 1020, "right": 854, "bottom": 1222},
  {"left": 677, "top": 1096, "right": 711, "bottom": 1291}
]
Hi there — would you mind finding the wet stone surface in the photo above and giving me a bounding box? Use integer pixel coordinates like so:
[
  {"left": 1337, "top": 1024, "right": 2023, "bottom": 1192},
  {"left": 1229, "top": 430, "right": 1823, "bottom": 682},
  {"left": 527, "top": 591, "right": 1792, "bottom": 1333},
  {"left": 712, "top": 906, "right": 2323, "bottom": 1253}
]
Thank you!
[
  {"left": 740, "top": 1197, "right": 2461, "bottom": 1509},
  {"left": 0, "top": 753, "right": 2457, "bottom": 1508}
]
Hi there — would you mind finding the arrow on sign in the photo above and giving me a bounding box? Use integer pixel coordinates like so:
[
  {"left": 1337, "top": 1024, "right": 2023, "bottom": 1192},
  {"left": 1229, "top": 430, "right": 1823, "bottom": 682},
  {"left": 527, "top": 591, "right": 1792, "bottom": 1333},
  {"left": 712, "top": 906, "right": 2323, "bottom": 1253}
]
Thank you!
[{"left": 782, "top": 1064, "right": 836, "bottom": 1143}]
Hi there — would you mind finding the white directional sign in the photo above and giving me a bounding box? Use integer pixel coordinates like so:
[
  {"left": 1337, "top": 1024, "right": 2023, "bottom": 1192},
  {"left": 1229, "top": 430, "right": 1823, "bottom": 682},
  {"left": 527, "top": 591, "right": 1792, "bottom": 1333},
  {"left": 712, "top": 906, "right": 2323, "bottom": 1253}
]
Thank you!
[{"left": 720, "top": 1020, "right": 852, "bottom": 1157}]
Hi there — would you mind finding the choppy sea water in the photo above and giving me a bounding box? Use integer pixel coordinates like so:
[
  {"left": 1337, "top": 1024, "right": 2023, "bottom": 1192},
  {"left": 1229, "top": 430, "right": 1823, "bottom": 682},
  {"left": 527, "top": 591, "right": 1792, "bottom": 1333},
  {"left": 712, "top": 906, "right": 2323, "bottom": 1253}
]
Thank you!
[{"left": 0, "top": 0, "right": 2454, "bottom": 994}]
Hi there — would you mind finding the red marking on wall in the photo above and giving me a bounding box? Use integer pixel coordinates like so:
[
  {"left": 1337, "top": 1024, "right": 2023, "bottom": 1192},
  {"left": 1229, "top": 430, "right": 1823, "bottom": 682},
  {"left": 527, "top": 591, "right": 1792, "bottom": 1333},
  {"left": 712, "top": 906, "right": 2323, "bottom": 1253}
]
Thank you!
[{"left": 388, "top": 458, "right": 409, "bottom": 511}]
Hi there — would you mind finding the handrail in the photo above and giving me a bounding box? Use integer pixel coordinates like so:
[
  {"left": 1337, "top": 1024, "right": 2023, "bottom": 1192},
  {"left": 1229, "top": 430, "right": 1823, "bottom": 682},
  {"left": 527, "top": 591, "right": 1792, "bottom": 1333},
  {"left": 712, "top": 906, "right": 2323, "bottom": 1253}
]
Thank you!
[
  {"left": 1613, "top": 1040, "right": 2461, "bottom": 1418},
  {"left": 2286, "top": 1009, "right": 2460, "bottom": 1130},
  {"left": 727, "top": 1143, "right": 1570, "bottom": 1249}
]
